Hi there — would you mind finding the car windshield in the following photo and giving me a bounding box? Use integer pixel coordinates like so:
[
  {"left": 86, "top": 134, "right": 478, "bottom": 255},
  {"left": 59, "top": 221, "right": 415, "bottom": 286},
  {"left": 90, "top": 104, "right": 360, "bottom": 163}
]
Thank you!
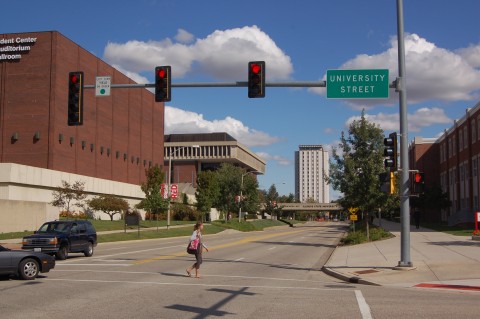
[
  {"left": 37, "top": 222, "right": 71, "bottom": 234},
  {"left": 0, "top": 245, "right": 9, "bottom": 252}
]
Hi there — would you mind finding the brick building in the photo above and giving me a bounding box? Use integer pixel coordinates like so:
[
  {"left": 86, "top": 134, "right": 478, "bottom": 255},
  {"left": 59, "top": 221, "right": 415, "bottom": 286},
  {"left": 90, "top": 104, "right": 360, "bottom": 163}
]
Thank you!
[
  {"left": 0, "top": 31, "right": 165, "bottom": 231},
  {"left": 410, "top": 101, "right": 480, "bottom": 225},
  {"left": 0, "top": 31, "right": 164, "bottom": 185}
]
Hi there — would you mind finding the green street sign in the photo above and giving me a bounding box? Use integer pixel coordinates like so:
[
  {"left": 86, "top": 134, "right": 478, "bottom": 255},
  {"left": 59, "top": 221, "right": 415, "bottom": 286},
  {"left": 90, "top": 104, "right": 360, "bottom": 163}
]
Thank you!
[{"left": 327, "top": 69, "right": 389, "bottom": 99}]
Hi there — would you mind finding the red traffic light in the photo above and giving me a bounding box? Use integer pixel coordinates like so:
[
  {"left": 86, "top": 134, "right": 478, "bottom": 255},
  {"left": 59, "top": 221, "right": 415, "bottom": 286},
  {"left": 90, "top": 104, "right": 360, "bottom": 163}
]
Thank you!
[
  {"left": 155, "top": 66, "right": 171, "bottom": 102},
  {"left": 157, "top": 68, "right": 166, "bottom": 78},
  {"left": 251, "top": 63, "right": 261, "bottom": 74},
  {"left": 70, "top": 74, "right": 78, "bottom": 83},
  {"left": 248, "top": 61, "right": 265, "bottom": 98}
]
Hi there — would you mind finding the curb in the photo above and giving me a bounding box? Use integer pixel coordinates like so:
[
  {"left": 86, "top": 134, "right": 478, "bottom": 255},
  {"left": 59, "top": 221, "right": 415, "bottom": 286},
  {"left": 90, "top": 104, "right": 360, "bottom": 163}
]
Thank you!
[{"left": 321, "top": 266, "right": 381, "bottom": 286}]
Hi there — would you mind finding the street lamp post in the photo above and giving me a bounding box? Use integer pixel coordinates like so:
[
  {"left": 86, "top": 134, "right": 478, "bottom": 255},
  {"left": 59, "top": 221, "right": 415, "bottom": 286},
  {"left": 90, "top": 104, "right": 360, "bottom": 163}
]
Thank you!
[
  {"left": 238, "top": 172, "right": 249, "bottom": 222},
  {"left": 167, "top": 145, "right": 200, "bottom": 229}
]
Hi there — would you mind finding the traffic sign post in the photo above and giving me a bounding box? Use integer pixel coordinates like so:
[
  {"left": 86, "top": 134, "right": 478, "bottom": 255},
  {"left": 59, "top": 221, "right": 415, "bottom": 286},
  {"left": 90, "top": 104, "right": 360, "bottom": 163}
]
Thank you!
[
  {"left": 327, "top": 69, "right": 389, "bottom": 99},
  {"left": 95, "top": 76, "right": 111, "bottom": 96}
]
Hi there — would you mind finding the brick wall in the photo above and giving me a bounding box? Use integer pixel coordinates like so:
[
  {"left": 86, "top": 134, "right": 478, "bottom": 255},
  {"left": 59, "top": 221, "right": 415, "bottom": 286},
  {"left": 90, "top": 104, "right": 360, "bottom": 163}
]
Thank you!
[{"left": 0, "top": 31, "right": 164, "bottom": 186}]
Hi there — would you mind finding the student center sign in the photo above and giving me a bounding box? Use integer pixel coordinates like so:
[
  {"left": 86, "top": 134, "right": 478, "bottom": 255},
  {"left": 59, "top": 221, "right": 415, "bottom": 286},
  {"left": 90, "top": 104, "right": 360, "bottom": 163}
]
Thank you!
[{"left": 0, "top": 36, "right": 37, "bottom": 61}]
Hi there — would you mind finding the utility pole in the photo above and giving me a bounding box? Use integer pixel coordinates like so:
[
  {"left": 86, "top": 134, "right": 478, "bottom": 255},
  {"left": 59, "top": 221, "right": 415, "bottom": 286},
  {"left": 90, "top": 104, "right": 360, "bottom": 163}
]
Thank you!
[{"left": 396, "top": 0, "right": 412, "bottom": 268}]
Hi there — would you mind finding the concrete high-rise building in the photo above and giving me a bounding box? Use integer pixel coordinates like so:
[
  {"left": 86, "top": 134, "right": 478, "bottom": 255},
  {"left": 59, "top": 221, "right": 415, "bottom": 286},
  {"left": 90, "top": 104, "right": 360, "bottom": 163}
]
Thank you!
[{"left": 295, "top": 145, "right": 329, "bottom": 203}]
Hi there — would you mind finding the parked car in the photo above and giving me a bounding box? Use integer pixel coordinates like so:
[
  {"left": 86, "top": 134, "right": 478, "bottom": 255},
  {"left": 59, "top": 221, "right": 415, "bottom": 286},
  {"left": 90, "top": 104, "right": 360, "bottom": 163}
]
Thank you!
[
  {"left": 22, "top": 220, "right": 97, "bottom": 260},
  {"left": 0, "top": 245, "right": 55, "bottom": 280}
]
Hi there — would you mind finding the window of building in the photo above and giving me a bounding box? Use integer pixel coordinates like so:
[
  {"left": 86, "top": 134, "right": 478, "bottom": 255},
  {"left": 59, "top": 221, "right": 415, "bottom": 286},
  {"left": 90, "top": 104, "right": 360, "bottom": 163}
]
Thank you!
[
  {"left": 459, "top": 130, "right": 463, "bottom": 151},
  {"left": 453, "top": 135, "right": 456, "bottom": 156},
  {"left": 472, "top": 120, "right": 476, "bottom": 144},
  {"left": 448, "top": 138, "right": 452, "bottom": 158},
  {"left": 464, "top": 127, "right": 468, "bottom": 149},
  {"left": 478, "top": 116, "right": 480, "bottom": 142}
]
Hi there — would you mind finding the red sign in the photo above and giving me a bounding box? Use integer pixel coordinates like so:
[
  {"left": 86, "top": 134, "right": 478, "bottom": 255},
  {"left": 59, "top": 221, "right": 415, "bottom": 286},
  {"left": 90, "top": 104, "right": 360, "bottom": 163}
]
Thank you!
[{"left": 170, "top": 184, "right": 178, "bottom": 199}]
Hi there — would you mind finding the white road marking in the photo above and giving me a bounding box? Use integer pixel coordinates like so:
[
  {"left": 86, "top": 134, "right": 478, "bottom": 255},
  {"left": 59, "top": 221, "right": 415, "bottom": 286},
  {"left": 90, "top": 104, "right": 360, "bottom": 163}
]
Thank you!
[
  {"left": 234, "top": 257, "right": 245, "bottom": 262},
  {"left": 355, "top": 290, "right": 373, "bottom": 319},
  {"left": 47, "top": 278, "right": 351, "bottom": 291},
  {"left": 56, "top": 264, "right": 131, "bottom": 267},
  {"left": 53, "top": 269, "right": 330, "bottom": 283},
  {"left": 267, "top": 247, "right": 276, "bottom": 251}
]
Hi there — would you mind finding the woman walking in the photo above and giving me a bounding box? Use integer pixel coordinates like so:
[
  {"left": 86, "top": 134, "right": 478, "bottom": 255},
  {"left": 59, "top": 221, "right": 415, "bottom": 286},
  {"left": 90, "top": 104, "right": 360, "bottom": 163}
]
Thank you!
[{"left": 186, "top": 222, "right": 208, "bottom": 278}]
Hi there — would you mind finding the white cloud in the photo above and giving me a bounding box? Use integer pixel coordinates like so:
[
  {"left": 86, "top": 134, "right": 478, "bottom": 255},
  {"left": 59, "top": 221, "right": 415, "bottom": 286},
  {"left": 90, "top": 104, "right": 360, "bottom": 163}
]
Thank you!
[
  {"left": 345, "top": 107, "right": 452, "bottom": 132},
  {"left": 256, "top": 152, "right": 292, "bottom": 166},
  {"left": 164, "top": 106, "right": 281, "bottom": 147},
  {"left": 103, "top": 25, "right": 293, "bottom": 81},
  {"left": 111, "top": 64, "right": 149, "bottom": 84},
  {"left": 311, "top": 34, "right": 480, "bottom": 106},
  {"left": 457, "top": 44, "right": 480, "bottom": 68},
  {"left": 175, "top": 29, "right": 194, "bottom": 44},
  {"left": 324, "top": 127, "right": 334, "bottom": 134}
]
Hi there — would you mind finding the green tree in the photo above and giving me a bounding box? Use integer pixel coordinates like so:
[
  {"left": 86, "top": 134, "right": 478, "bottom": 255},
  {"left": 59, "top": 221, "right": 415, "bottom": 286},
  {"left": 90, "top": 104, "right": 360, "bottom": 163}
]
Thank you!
[
  {"left": 137, "top": 165, "right": 169, "bottom": 220},
  {"left": 195, "top": 170, "right": 220, "bottom": 221},
  {"left": 88, "top": 194, "right": 129, "bottom": 221},
  {"left": 50, "top": 180, "right": 87, "bottom": 214},
  {"left": 278, "top": 193, "right": 296, "bottom": 203},
  {"left": 213, "top": 163, "right": 260, "bottom": 221},
  {"left": 328, "top": 110, "right": 400, "bottom": 238},
  {"left": 262, "top": 184, "right": 283, "bottom": 219}
]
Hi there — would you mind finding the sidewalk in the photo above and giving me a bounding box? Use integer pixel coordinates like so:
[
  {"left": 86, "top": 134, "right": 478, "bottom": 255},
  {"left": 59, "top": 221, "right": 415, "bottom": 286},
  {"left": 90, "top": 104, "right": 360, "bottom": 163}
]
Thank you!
[{"left": 323, "top": 219, "right": 480, "bottom": 291}]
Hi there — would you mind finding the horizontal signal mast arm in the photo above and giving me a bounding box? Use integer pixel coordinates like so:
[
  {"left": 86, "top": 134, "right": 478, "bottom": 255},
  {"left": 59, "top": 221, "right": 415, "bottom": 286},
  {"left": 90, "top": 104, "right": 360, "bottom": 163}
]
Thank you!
[{"left": 84, "top": 80, "right": 398, "bottom": 89}]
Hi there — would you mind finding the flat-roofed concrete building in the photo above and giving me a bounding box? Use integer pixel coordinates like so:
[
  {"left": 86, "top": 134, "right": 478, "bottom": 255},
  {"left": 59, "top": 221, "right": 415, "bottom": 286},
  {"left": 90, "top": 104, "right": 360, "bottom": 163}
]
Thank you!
[
  {"left": 294, "top": 145, "right": 329, "bottom": 203},
  {"left": 164, "top": 133, "right": 265, "bottom": 186}
]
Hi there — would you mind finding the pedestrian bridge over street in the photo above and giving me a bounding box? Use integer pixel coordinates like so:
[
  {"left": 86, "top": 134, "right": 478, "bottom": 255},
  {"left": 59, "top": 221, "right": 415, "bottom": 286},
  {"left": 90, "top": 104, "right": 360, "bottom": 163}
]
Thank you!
[{"left": 262, "top": 202, "right": 343, "bottom": 212}]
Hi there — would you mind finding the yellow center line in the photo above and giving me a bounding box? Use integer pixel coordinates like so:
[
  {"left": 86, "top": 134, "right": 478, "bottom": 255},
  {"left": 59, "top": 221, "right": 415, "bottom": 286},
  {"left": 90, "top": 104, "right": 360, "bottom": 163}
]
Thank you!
[{"left": 133, "top": 229, "right": 307, "bottom": 265}]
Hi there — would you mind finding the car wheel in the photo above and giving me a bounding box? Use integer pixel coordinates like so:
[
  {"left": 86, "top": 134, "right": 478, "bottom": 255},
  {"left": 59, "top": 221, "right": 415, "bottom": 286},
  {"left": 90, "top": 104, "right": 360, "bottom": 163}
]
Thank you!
[
  {"left": 18, "top": 258, "right": 39, "bottom": 280},
  {"left": 56, "top": 246, "right": 68, "bottom": 260},
  {"left": 84, "top": 242, "right": 94, "bottom": 257}
]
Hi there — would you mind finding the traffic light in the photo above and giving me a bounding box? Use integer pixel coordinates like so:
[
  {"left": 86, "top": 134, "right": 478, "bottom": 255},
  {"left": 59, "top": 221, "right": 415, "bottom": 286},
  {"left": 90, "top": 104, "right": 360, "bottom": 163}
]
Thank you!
[
  {"left": 248, "top": 61, "right": 265, "bottom": 98},
  {"left": 413, "top": 172, "right": 425, "bottom": 194},
  {"left": 379, "top": 172, "right": 390, "bottom": 194},
  {"left": 67, "top": 71, "right": 84, "bottom": 126},
  {"left": 383, "top": 132, "right": 398, "bottom": 172},
  {"left": 155, "top": 66, "right": 171, "bottom": 102},
  {"left": 379, "top": 172, "right": 395, "bottom": 194}
]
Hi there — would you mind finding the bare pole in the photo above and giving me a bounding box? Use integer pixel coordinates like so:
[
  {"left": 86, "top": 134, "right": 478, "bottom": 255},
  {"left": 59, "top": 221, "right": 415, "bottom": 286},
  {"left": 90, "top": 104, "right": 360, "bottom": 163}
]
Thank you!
[{"left": 396, "top": 0, "right": 412, "bottom": 267}]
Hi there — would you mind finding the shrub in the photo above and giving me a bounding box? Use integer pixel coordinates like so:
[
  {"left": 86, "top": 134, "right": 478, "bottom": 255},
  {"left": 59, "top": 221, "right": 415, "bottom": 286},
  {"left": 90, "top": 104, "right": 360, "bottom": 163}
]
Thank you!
[{"left": 59, "top": 210, "right": 88, "bottom": 219}]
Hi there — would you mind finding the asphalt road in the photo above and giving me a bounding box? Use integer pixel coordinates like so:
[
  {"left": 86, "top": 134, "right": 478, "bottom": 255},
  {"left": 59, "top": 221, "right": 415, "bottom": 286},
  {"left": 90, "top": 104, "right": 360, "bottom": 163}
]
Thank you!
[{"left": 1, "top": 222, "right": 478, "bottom": 319}]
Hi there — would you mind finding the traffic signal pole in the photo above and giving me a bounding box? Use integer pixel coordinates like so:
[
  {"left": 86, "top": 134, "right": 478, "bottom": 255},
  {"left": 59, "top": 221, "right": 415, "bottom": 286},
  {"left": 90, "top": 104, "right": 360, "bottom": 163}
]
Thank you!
[
  {"left": 396, "top": 0, "right": 413, "bottom": 268},
  {"left": 83, "top": 81, "right": 329, "bottom": 89}
]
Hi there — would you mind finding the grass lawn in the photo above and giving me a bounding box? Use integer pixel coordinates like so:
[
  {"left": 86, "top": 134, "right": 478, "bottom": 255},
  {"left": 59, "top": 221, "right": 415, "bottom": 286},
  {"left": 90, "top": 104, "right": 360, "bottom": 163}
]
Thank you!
[
  {"left": 89, "top": 219, "right": 196, "bottom": 232},
  {"left": 420, "top": 222, "right": 474, "bottom": 236},
  {"left": 1, "top": 219, "right": 296, "bottom": 243},
  {"left": 97, "top": 224, "right": 225, "bottom": 243},
  {"left": 0, "top": 231, "right": 34, "bottom": 241},
  {"left": 211, "top": 219, "right": 286, "bottom": 232}
]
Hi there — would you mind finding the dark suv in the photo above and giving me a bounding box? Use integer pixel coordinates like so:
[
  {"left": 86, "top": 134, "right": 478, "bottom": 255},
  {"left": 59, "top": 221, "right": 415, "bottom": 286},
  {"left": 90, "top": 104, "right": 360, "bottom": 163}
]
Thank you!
[{"left": 22, "top": 220, "right": 97, "bottom": 260}]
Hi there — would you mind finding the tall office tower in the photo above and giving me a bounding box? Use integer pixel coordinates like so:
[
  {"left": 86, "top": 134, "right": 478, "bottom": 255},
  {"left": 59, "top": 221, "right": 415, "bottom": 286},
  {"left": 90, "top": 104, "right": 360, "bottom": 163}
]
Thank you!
[{"left": 295, "top": 145, "right": 330, "bottom": 203}]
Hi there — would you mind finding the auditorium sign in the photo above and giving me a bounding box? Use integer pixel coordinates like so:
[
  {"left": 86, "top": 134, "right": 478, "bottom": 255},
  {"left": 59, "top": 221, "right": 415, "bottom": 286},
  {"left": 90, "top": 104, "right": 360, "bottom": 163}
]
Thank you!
[{"left": 0, "top": 37, "right": 37, "bottom": 61}]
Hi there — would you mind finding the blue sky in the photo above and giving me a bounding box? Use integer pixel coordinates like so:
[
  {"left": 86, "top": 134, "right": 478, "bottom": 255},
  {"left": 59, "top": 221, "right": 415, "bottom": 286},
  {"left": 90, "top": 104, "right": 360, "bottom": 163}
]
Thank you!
[{"left": 3, "top": 0, "right": 480, "bottom": 198}]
